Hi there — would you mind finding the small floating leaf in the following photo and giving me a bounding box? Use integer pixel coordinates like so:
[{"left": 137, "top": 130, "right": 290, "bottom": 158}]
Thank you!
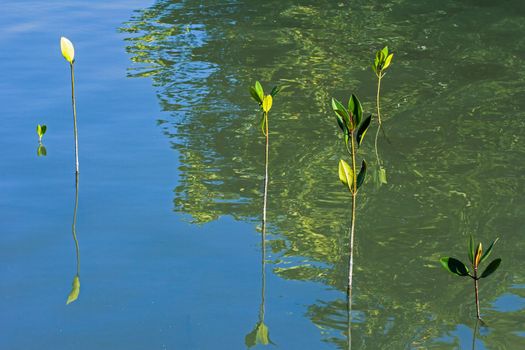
[
  {"left": 480, "top": 258, "right": 501, "bottom": 278},
  {"left": 356, "top": 160, "right": 367, "bottom": 189},
  {"left": 66, "top": 274, "right": 80, "bottom": 304},
  {"left": 440, "top": 257, "right": 469, "bottom": 277},
  {"left": 480, "top": 238, "right": 499, "bottom": 265},
  {"left": 60, "top": 37, "right": 75, "bottom": 64},
  {"left": 262, "top": 95, "right": 273, "bottom": 113},
  {"left": 338, "top": 159, "right": 353, "bottom": 192}
]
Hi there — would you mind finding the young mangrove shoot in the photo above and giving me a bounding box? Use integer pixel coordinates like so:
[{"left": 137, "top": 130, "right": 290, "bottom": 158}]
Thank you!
[
  {"left": 249, "top": 81, "right": 283, "bottom": 236},
  {"left": 440, "top": 236, "right": 502, "bottom": 319},
  {"left": 60, "top": 37, "right": 79, "bottom": 174},
  {"left": 36, "top": 124, "right": 47, "bottom": 156},
  {"left": 245, "top": 81, "right": 282, "bottom": 347},
  {"left": 372, "top": 46, "right": 394, "bottom": 184},
  {"left": 331, "top": 95, "right": 371, "bottom": 324}
]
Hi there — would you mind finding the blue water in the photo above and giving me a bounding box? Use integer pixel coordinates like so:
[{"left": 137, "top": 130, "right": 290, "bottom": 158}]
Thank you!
[{"left": 2, "top": 1, "right": 525, "bottom": 349}]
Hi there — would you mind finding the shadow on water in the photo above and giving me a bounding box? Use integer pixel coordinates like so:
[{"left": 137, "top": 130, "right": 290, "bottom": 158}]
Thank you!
[
  {"left": 66, "top": 173, "right": 80, "bottom": 305},
  {"left": 120, "top": 0, "right": 525, "bottom": 348}
]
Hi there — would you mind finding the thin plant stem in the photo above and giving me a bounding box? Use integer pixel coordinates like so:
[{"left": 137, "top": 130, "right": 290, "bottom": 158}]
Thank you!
[
  {"left": 70, "top": 63, "right": 79, "bottom": 174},
  {"left": 474, "top": 268, "right": 481, "bottom": 319},
  {"left": 72, "top": 172, "right": 80, "bottom": 276},
  {"left": 262, "top": 111, "right": 269, "bottom": 238},
  {"left": 374, "top": 74, "right": 383, "bottom": 170},
  {"left": 376, "top": 74, "right": 383, "bottom": 126},
  {"left": 348, "top": 131, "right": 357, "bottom": 306}
]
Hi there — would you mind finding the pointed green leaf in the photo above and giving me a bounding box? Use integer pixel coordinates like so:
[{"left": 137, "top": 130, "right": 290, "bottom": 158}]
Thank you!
[
  {"left": 480, "top": 238, "right": 499, "bottom": 265},
  {"left": 41, "top": 125, "right": 47, "bottom": 135},
  {"left": 250, "top": 86, "right": 262, "bottom": 104},
  {"left": 474, "top": 242, "right": 483, "bottom": 267},
  {"left": 356, "top": 160, "right": 367, "bottom": 189},
  {"left": 270, "top": 85, "right": 286, "bottom": 97},
  {"left": 262, "top": 95, "right": 273, "bottom": 113},
  {"left": 480, "top": 258, "right": 501, "bottom": 278},
  {"left": 37, "top": 125, "right": 42, "bottom": 136},
  {"left": 254, "top": 81, "right": 264, "bottom": 103},
  {"left": 338, "top": 159, "right": 353, "bottom": 192},
  {"left": 383, "top": 53, "right": 394, "bottom": 70},
  {"left": 356, "top": 115, "right": 372, "bottom": 146},
  {"left": 468, "top": 235, "right": 475, "bottom": 264},
  {"left": 66, "top": 275, "right": 80, "bottom": 304},
  {"left": 381, "top": 46, "right": 389, "bottom": 59},
  {"left": 440, "top": 257, "right": 469, "bottom": 276},
  {"left": 332, "top": 98, "right": 351, "bottom": 130},
  {"left": 348, "top": 94, "right": 362, "bottom": 127}
]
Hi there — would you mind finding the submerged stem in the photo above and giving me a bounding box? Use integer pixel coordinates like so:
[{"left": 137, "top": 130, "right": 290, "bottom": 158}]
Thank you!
[{"left": 70, "top": 63, "right": 79, "bottom": 174}]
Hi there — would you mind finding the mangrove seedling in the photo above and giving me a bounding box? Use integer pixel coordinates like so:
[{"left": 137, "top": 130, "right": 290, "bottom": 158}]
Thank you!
[
  {"left": 249, "top": 81, "right": 282, "bottom": 235},
  {"left": 60, "top": 37, "right": 79, "bottom": 174},
  {"left": 332, "top": 94, "right": 372, "bottom": 302},
  {"left": 372, "top": 46, "right": 394, "bottom": 184},
  {"left": 36, "top": 124, "right": 47, "bottom": 156},
  {"left": 440, "top": 237, "right": 502, "bottom": 319},
  {"left": 36, "top": 124, "right": 47, "bottom": 142}
]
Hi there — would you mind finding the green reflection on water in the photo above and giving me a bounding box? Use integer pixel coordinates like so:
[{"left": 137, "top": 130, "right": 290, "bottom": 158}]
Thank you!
[{"left": 121, "top": 0, "right": 525, "bottom": 348}]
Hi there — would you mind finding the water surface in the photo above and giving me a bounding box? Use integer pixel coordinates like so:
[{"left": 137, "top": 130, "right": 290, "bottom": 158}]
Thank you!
[{"left": 2, "top": 1, "right": 525, "bottom": 349}]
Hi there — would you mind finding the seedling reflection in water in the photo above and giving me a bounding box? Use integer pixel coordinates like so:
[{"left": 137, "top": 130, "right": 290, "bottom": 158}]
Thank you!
[
  {"left": 372, "top": 46, "right": 394, "bottom": 184},
  {"left": 440, "top": 237, "right": 501, "bottom": 319},
  {"left": 36, "top": 124, "right": 47, "bottom": 156},
  {"left": 332, "top": 94, "right": 371, "bottom": 341},
  {"left": 60, "top": 37, "right": 80, "bottom": 174}
]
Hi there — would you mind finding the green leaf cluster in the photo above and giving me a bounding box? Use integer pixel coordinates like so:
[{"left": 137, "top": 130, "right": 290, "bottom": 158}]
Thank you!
[
  {"left": 249, "top": 81, "right": 283, "bottom": 136},
  {"left": 440, "top": 237, "right": 501, "bottom": 279},
  {"left": 332, "top": 94, "right": 371, "bottom": 193},
  {"left": 372, "top": 46, "right": 394, "bottom": 77},
  {"left": 37, "top": 124, "right": 47, "bottom": 141}
]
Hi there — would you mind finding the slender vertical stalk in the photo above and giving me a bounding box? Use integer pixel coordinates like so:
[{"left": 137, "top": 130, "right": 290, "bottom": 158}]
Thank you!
[
  {"left": 73, "top": 172, "right": 80, "bottom": 276},
  {"left": 70, "top": 63, "right": 79, "bottom": 174},
  {"left": 348, "top": 131, "right": 357, "bottom": 299},
  {"left": 473, "top": 268, "right": 481, "bottom": 319},
  {"left": 374, "top": 74, "right": 383, "bottom": 170},
  {"left": 261, "top": 110, "right": 269, "bottom": 320},
  {"left": 262, "top": 111, "right": 269, "bottom": 237},
  {"left": 344, "top": 130, "right": 358, "bottom": 350}
]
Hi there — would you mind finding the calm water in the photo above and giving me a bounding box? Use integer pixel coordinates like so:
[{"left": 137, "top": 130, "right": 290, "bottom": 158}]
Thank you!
[{"left": 2, "top": 1, "right": 525, "bottom": 349}]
